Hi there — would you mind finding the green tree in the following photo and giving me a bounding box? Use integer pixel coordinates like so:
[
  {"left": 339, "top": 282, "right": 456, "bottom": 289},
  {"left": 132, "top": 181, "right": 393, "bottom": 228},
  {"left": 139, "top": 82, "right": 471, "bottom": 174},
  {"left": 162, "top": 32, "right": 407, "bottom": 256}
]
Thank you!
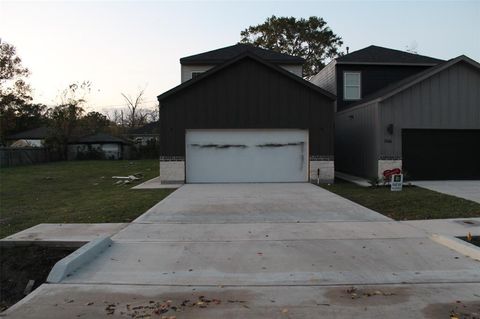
[
  {"left": 240, "top": 16, "right": 343, "bottom": 78},
  {"left": 79, "top": 111, "right": 111, "bottom": 134},
  {"left": 45, "top": 82, "right": 90, "bottom": 158},
  {"left": 0, "top": 39, "right": 44, "bottom": 142},
  {"left": 14, "top": 103, "right": 48, "bottom": 132}
]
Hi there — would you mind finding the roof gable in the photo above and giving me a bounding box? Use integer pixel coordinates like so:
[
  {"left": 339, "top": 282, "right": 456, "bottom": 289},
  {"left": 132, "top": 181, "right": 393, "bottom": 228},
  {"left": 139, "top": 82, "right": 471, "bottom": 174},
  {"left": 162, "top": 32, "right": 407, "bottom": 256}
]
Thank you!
[
  {"left": 6, "top": 126, "right": 52, "bottom": 140},
  {"left": 70, "top": 133, "right": 129, "bottom": 144},
  {"left": 337, "top": 45, "right": 444, "bottom": 65},
  {"left": 129, "top": 122, "right": 159, "bottom": 135},
  {"left": 180, "top": 43, "right": 304, "bottom": 65},
  {"left": 343, "top": 55, "right": 480, "bottom": 111},
  {"left": 159, "top": 52, "right": 335, "bottom": 102}
]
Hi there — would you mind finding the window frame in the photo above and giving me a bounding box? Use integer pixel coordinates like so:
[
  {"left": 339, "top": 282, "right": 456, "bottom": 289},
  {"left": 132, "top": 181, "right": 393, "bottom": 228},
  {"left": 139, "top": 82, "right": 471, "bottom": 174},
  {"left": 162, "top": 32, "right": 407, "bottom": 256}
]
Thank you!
[{"left": 343, "top": 71, "right": 362, "bottom": 101}]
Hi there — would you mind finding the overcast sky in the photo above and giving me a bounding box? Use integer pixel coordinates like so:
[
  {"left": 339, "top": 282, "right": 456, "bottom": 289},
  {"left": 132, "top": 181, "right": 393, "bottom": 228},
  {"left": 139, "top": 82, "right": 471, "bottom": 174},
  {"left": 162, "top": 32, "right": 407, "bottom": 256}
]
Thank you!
[{"left": 1, "top": 0, "right": 479, "bottom": 113}]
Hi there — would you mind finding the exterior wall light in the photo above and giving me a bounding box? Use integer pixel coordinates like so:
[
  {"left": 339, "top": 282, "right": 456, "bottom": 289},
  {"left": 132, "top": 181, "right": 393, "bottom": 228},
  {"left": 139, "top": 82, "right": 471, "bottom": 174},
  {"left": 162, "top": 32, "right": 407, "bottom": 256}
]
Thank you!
[{"left": 387, "top": 124, "right": 394, "bottom": 135}]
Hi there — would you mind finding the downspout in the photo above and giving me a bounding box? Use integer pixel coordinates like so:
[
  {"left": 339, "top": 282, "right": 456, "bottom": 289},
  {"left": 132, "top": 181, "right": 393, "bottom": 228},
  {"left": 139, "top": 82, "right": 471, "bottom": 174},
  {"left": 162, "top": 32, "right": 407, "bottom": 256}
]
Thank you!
[
  {"left": 158, "top": 99, "right": 161, "bottom": 177},
  {"left": 374, "top": 102, "right": 381, "bottom": 179}
]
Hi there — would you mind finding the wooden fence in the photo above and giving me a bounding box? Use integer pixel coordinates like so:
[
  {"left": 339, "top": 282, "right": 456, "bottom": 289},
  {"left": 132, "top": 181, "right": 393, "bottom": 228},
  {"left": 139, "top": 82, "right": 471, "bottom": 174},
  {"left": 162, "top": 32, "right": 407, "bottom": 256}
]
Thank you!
[{"left": 0, "top": 147, "right": 60, "bottom": 168}]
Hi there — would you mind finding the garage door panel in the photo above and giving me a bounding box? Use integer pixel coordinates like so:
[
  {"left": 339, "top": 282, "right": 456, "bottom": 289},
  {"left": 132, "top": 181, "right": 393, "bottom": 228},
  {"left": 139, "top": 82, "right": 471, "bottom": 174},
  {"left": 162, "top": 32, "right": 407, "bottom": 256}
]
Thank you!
[
  {"left": 186, "top": 130, "right": 308, "bottom": 183},
  {"left": 402, "top": 129, "right": 480, "bottom": 180}
]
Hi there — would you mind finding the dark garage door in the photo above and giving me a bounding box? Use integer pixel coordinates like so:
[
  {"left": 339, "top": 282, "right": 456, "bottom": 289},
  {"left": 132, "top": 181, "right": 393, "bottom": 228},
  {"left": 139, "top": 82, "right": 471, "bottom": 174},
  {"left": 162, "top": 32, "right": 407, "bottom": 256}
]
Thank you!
[{"left": 402, "top": 129, "right": 480, "bottom": 180}]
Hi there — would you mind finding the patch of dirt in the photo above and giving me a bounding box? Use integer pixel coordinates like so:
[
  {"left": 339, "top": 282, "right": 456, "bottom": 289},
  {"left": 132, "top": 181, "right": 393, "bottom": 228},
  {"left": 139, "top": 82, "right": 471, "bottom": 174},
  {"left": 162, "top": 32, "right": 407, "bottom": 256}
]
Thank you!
[
  {"left": 0, "top": 245, "right": 75, "bottom": 311},
  {"left": 422, "top": 300, "right": 480, "bottom": 319},
  {"left": 97, "top": 292, "right": 251, "bottom": 318},
  {"left": 24, "top": 289, "right": 257, "bottom": 318},
  {"left": 324, "top": 286, "right": 410, "bottom": 306}
]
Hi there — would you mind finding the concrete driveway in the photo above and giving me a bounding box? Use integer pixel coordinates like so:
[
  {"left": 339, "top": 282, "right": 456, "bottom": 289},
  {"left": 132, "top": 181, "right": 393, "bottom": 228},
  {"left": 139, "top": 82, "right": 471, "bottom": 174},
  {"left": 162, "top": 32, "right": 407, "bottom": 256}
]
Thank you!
[
  {"left": 414, "top": 180, "right": 480, "bottom": 203},
  {"left": 4, "top": 183, "right": 480, "bottom": 318},
  {"left": 134, "top": 183, "right": 390, "bottom": 223}
]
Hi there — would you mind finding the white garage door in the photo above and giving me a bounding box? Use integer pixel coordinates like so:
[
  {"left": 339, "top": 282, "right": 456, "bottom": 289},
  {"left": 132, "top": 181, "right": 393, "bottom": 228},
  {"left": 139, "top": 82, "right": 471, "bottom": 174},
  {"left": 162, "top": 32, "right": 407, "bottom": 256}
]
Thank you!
[{"left": 186, "top": 129, "right": 308, "bottom": 183}]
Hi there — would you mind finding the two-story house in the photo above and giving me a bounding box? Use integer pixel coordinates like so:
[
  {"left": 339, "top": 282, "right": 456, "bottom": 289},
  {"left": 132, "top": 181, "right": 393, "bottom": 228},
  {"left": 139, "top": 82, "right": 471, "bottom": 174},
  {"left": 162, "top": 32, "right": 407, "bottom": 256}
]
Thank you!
[
  {"left": 311, "top": 45, "right": 480, "bottom": 180},
  {"left": 180, "top": 43, "right": 304, "bottom": 82},
  {"left": 157, "top": 43, "right": 336, "bottom": 184}
]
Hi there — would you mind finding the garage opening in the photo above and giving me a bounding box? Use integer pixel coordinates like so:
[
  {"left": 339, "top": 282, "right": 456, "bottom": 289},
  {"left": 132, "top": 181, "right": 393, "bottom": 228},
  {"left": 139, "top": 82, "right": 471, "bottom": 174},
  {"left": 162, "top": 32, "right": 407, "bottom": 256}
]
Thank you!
[
  {"left": 185, "top": 129, "right": 309, "bottom": 183},
  {"left": 402, "top": 129, "right": 480, "bottom": 180}
]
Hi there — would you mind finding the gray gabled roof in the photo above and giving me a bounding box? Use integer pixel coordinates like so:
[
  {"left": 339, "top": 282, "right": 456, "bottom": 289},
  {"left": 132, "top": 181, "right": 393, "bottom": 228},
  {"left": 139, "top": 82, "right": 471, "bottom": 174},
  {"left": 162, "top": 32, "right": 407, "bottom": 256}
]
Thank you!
[
  {"left": 344, "top": 55, "right": 480, "bottom": 110},
  {"left": 128, "top": 122, "right": 159, "bottom": 135},
  {"left": 180, "top": 43, "right": 305, "bottom": 65},
  {"left": 337, "top": 45, "right": 444, "bottom": 65},
  {"left": 69, "top": 133, "right": 129, "bottom": 144},
  {"left": 6, "top": 126, "right": 52, "bottom": 140},
  {"left": 159, "top": 51, "right": 335, "bottom": 102}
]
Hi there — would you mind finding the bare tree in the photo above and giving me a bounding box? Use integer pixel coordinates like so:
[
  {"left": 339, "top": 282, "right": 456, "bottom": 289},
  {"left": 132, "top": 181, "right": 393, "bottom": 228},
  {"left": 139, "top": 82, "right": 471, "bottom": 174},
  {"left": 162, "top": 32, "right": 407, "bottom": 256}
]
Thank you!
[
  {"left": 117, "top": 89, "right": 159, "bottom": 129},
  {"left": 143, "top": 107, "right": 159, "bottom": 123},
  {"left": 121, "top": 89, "right": 146, "bottom": 128},
  {"left": 110, "top": 108, "right": 126, "bottom": 127}
]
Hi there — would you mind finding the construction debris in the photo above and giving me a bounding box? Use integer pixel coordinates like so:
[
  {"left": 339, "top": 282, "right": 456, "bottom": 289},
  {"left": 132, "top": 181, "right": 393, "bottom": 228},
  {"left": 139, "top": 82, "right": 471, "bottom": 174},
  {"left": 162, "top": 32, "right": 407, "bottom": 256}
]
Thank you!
[
  {"left": 112, "top": 173, "right": 144, "bottom": 185},
  {"left": 112, "top": 173, "right": 143, "bottom": 181},
  {"left": 345, "top": 286, "right": 396, "bottom": 300},
  {"left": 101, "top": 296, "right": 247, "bottom": 318}
]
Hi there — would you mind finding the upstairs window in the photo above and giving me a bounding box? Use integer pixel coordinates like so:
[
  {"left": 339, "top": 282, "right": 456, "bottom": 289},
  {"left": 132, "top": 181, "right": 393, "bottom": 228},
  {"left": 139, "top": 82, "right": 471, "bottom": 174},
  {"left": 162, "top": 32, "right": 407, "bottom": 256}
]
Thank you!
[
  {"left": 343, "top": 72, "right": 361, "bottom": 100},
  {"left": 191, "top": 71, "right": 204, "bottom": 79}
]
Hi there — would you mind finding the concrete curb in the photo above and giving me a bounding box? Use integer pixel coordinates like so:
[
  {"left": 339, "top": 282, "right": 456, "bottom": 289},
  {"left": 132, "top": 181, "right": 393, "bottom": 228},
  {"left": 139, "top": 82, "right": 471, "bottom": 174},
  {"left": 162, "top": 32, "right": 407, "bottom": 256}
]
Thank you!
[
  {"left": 431, "top": 234, "right": 480, "bottom": 261},
  {"left": 46, "top": 236, "right": 112, "bottom": 283},
  {"left": 131, "top": 176, "right": 184, "bottom": 189}
]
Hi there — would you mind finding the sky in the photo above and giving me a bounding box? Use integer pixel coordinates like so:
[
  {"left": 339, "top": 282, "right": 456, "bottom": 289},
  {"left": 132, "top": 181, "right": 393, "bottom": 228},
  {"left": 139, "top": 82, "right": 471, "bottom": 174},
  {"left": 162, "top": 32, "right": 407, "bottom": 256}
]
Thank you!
[{"left": 1, "top": 0, "right": 479, "bottom": 114}]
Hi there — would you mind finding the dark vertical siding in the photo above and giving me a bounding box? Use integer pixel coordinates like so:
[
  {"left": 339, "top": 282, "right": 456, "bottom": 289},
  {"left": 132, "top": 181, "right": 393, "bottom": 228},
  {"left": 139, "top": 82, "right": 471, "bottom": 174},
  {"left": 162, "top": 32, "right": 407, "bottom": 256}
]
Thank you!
[
  {"left": 159, "top": 57, "right": 334, "bottom": 157},
  {"left": 336, "top": 64, "right": 434, "bottom": 111},
  {"left": 379, "top": 61, "right": 480, "bottom": 158},
  {"left": 335, "top": 102, "right": 379, "bottom": 178}
]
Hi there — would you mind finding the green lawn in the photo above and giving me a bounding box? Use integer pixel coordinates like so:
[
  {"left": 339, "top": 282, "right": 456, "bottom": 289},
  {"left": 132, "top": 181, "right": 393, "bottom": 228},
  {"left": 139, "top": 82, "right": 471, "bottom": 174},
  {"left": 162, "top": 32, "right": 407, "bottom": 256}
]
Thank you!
[
  {"left": 0, "top": 160, "right": 173, "bottom": 238},
  {"left": 2, "top": 163, "right": 479, "bottom": 238},
  {"left": 321, "top": 179, "right": 480, "bottom": 220}
]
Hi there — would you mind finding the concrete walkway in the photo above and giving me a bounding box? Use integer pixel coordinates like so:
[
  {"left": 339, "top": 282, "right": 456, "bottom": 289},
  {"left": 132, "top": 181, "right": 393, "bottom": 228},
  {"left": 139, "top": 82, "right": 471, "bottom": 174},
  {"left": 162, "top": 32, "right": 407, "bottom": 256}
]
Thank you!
[
  {"left": 0, "top": 223, "right": 127, "bottom": 247},
  {"left": 60, "top": 238, "right": 480, "bottom": 286},
  {"left": 6, "top": 283, "right": 480, "bottom": 319},
  {"left": 135, "top": 183, "right": 390, "bottom": 223},
  {"left": 3, "top": 183, "right": 480, "bottom": 318},
  {"left": 414, "top": 180, "right": 480, "bottom": 203}
]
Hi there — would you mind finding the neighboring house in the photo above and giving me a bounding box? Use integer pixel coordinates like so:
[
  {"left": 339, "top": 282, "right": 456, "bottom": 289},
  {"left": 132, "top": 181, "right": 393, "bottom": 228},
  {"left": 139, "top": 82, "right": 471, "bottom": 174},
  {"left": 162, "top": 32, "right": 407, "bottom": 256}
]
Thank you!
[
  {"left": 126, "top": 122, "right": 159, "bottom": 146},
  {"left": 157, "top": 44, "right": 335, "bottom": 184},
  {"left": 6, "top": 126, "right": 52, "bottom": 147},
  {"left": 68, "top": 133, "right": 130, "bottom": 160},
  {"left": 311, "top": 45, "right": 444, "bottom": 112},
  {"left": 311, "top": 45, "right": 480, "bottom": 180},
  {"left": 179, "top": 43, "right": 304, "bottom": 82}
]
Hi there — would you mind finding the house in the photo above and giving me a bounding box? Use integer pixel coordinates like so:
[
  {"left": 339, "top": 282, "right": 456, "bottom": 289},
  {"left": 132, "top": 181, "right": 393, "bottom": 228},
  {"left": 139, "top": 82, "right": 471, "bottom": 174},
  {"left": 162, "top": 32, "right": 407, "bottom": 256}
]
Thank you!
[
  {"left": 126, "top": 122, "right": 159, "bottom": 146},
  {"left": 68, "top": 133, "right": 131, "bottom": 160},
  {"left": 157, "top": 43, "right": 335, "bottom": 184},
  {"left": 180, "top": 43, "right": 304, "bottom": 82},
  {"left": 6, "top": 126, "right": 52, "bottom": 147},
  {"left": 311, "top": 45, "right": 480, "bottom": 180}
]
